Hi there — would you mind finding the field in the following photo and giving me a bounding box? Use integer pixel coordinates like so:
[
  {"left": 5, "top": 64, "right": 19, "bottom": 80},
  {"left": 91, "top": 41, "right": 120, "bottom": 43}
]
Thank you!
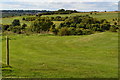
[
  {"left": 2, "top": 32, "right": 118, "bottom": 78},
  {"left": 1, "top": 12, "right": 118, "bottom": 78}
]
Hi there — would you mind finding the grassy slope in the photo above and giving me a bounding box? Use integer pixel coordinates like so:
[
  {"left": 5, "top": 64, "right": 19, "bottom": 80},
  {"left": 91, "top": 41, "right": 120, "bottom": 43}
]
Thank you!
[{"left": 2, "top": 32, "right": 118, "bottom": 78}]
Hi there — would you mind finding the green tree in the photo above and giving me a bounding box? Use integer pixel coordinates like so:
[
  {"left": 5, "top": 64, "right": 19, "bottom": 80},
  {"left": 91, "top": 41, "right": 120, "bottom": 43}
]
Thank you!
[
  {"left": 12, "top": 19, "right": 20, "bottom": 26},
  {"left": 58, "top": 9, "right": 65, "bottom": 12}
]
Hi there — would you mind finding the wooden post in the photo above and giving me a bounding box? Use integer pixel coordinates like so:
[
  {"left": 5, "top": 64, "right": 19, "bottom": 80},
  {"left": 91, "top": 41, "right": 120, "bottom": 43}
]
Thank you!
[{"left": 6, "top": 36, "right": 9, "bottom": 65}]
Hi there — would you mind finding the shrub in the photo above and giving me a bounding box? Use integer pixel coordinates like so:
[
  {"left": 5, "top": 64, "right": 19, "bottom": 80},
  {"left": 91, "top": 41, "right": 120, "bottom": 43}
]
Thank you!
[
  {"left": 30, "top": 19, "right": 53, "bottom": 33},
  {"left": 109, "top": 25, "right": 117, "bottom": 32},
  {"left": 75, "top": 28, "right": 83, "bottom": 35},
  {"left": 58, "top": 15, "right": 111, "bottom": 36},
  {"left": 11, "top": 26, "right": 22, "bottom": 34},
  {"left": 58, "top": 27, "right": 69, "bottom": 36},
  {"left": 22, "top": 17, "right": 25, "bottom": 20},
  {"left": 2, "top": 24, "right": 10, "bottom": 31},
  {"left": 12, "top": 19, "right": 20, "bottom": 26},
  {"left": 114, "top": 22, "right": 117, "bottom": 25},
  {"left": 90, "top": 12, "right": 92, "bottom": 15},
  {"left": 68, "top": 27, "right": 76, "bottom": 35},
  {"left": 22, "top": 23, "right": 27, "bottom": 29},
  {"left": 83, "top": 29, "right": 93, "bottom": 35}
]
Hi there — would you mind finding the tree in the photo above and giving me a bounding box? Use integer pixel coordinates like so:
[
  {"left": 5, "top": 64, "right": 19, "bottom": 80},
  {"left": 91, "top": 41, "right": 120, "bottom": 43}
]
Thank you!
[
  {"left": 58, "top": 9, "right": 65, "bottom": 12},
  {"left": 12, "top": 19, "right": 20, "bottom": 26}
]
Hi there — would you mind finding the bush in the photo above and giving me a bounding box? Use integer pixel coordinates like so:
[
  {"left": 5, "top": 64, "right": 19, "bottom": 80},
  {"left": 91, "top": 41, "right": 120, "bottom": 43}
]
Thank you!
[
  {"left": 2, "top": 24, "right": 10, "bottom": 31},
  {"left": 30, "top": 19, "right": 54, "bottom": 33},
  {"left": 68, "top": 27, "right": 76, "bottom": 35},
  {"left": 114, "top": 22, "right": 117, "bottom": 25},
  {"left": 22, "top": 17, "right": 25, "bottom": 20},
  {"left": 58, "top": 27, "right": 69, "bottom": 36},
  {"left": 100, "top": 23, "right": 111, "bottom": 30},
  {"left": 49, "top": 25, "right": 59, "bottom": 35},
  {"left": 11, "top": 26, "right": 22, "bottom": 34},
  {"left": 82, "top": 29, "right": 93, "bottom": 35},
  {"left": 90, "top": 12, "right": 92, "bottom": 15},
  {"left": 57, "top": 15, "right": 111, "bottom": 36},
  {"left": 22, "top": 23, "right": 27, "bottom": 29},
  {"left": 75, "top": 28, "right": 83, "bottom": 35},
  {"left": 109, "top": 25, "right": 117, "bottom": 32},
  {"left": 12, "top": 19, "right": 20, "bottom": 26}
]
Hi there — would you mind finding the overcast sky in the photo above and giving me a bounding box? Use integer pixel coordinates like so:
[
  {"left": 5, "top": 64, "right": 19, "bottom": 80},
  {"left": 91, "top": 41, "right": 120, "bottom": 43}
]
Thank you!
[{"left": 0, "top": 0, "right": 119, "bottom": 11}]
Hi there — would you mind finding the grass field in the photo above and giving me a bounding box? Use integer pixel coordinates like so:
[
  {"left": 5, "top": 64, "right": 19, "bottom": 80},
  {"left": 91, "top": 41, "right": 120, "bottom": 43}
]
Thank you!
[{"left": 2, "top": 32, "right": 118, "bottom": 78}]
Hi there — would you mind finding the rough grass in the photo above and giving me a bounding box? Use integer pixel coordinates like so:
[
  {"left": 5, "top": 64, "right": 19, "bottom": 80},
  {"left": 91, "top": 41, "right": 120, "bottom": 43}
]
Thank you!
[
  {"left": 42, "top": 12, "right": 118, "bottom": 22},
  {"left": 0, "top": 15, "right": 34, "bottom": 26},
  {"left": 2, "top": 32, "right": 118, "bottom": 78}
]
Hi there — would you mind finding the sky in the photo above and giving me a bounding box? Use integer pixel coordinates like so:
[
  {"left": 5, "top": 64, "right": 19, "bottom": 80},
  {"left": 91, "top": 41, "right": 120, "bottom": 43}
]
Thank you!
[{"left": 0, "top": 0, "right": 119, "bottom": 11}]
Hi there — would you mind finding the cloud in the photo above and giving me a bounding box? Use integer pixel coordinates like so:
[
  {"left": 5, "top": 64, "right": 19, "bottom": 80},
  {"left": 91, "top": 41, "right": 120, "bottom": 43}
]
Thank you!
[
  {"left": 1, "top": 0, "right": 119, "bottom": 2},
  {"left": 0, "top": 2, "right": 118, "bottom": 11}
]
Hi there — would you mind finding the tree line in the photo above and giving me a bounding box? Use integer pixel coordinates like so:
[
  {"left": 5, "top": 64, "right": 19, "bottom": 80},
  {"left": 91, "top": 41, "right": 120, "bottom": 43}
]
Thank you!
[{"left": 1, "top": 9, "right": 77, "bottom": 18}]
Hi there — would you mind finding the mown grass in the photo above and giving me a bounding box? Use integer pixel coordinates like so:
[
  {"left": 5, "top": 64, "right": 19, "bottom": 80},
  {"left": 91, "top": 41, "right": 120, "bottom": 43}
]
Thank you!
[{"left": 2, "top": 32, "right": 118, "bottom": 78}]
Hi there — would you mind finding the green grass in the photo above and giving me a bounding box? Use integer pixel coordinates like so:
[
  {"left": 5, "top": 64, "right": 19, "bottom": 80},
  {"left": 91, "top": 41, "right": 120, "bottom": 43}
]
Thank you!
[{"left": 2, "top": 32, "right": 118, "bottom": 78}]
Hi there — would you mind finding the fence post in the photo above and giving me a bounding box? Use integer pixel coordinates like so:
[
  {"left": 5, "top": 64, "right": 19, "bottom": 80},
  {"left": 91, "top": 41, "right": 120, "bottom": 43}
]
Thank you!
[{"left": 6, "top": 36, "right": 9, "bottom": 65}]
